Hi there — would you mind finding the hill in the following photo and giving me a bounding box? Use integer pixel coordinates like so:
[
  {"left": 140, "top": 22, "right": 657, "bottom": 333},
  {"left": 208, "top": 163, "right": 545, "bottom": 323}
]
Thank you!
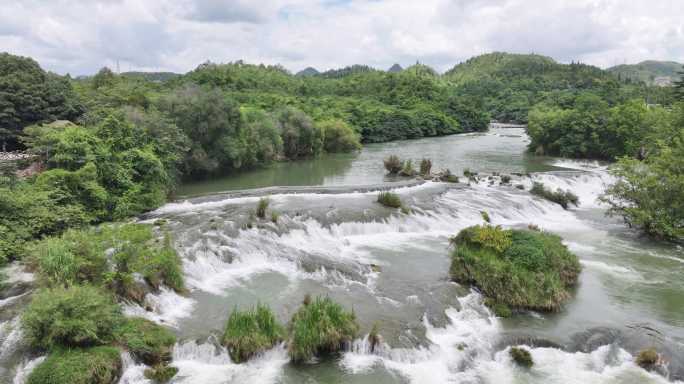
[
  {"left": 296, "top": 67, "right": 320, "bottom": 77},
  {"left": 387, "top": 63, "right": 403, "bottom": 73},
  {"left": 120, "top": 71, "right": 180, "bottom": 82},
  {"left": 607, "top": 60, "right": 682, "bottom": 86}
]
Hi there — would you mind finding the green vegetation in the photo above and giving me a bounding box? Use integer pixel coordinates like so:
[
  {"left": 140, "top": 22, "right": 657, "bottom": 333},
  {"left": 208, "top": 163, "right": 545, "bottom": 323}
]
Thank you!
[
  {"left": 530, "top": 182, "right": 579, "bottom": 210},
  {"left": 636, "top": 348, "right": 659, "bottom": 369},
  {"left": 419, "top": 158, "right": 432, "bottom": 176},
  {"left": 288, "top": 296, "right": 359, "bottom": 362},
  {"left": 27, "top": 346, "right": 122, "bottom": 384},
  {"left": 377, "top": 191, "right": 403, "bottom": 209},
  {"left": 256, "top": 197, "right": 270, "bottom": 220},
  {"left": 601, "top": 132, "right": 684, "bottom": 241},
  {"left": 449, "top": 225, "right": 581, "bottom": 312},
  {"left": 222, "top": 304, "right": 285, "bottom": 363},
  {"left": 22, "top": 285, "right": 121, "bottom": 349},
  {"left": 28, "top": 224, "right": 184, "bottom": 299},
  {"left": 115, "top": 317, "right": 176, "bottom": 365},
  {"left": 144, "top": 365, "right": 179, "bottom": 383},
  {"left": 383, "top": 155, "right": 402, "bottom": 175},
  {"left": 509, "top": 346, "right": 534, "bottom": 368},
  {"left": 439, "top": 169, "right": 459, "bottom": 183},
  {"left": 607, "top": 60, "right": 682, "bottom": 85}
]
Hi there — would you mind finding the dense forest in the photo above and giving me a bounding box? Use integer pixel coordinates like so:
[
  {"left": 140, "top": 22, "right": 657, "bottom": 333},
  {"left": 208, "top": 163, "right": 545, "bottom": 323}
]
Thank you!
[{"left": 1, "top": 51, "right": 683, "bottom": 269}]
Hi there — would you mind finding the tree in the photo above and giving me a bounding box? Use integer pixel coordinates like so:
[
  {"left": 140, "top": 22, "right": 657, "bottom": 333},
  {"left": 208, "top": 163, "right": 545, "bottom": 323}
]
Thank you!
[
  {"left": 675, "top": 65, "right": 684, "bottom": 101},
  {"left": 92, "top": 67, "right": 116, "bottom": 89},
  {"left": 276, "top": 107, "right": 323, "bottom": 159}
]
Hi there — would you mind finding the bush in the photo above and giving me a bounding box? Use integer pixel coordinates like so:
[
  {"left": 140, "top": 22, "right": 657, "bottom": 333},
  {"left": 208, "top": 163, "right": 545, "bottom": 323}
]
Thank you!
[
  {"left": 509, "top": 346, "right": 533, "bottom": 368},
  {"left": 27, "top": 346, "right": 122, "bottom": 384},
  {"left": 383, "top": 155, "right": 402, "bottom": 175},
  {"left": 115, "top": 318, "right": 176, "bottom": 365},
  {"left": 377, "top": 191, "right": 402, "bottom": 209},
  {"left": 450, "top": 225, "right": 580, "bottom": 312},
  {"left": 320, "top": 119, "right": 361, "bottom": 153},
  {"left": 222, "top": 304, "right": 284, "bottom": 363},
  {"left": 144, "top": 365, "right": 179, "bottom": 383},
  {"left": 399, "top": 160, "right": 416, "bottom": 177},
  {"left": 289, "top": 296, "right": 359, "bottom": 362},
  {"left": 419, "top": 158, "right": 432, "bottom": 176},
  {"left": 530, "top": 182, "right": 579, "bottom": 209},
  {"left": 256, "top": 197, "right": 270, "bottom": 219},
  {"left": 636, "top": 348, "right": 659, "bottom": 369},
  {"left": 22, "top": 285, "right": 122, "bottom": 349}
]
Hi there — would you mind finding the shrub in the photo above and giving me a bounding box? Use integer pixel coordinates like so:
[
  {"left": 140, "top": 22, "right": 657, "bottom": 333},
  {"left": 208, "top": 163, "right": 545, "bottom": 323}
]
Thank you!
[
  {"left": 450, "top": 225, "right": 580, "bottom": 312},
  {"left": 256, "top": 197, "right": 270, "bottom": 219},
  {"left": 399, "top": 160, "right": 416, "bottom": 177},
  {"left": 530, "top": 182, "right": 579, "bottom": 209},
  {"left": 377, "top": 191, "right": 402, "bottom": 208},
  {"left": 115, "top": 318, "right": 176, "bottom": 365},
  {"left": 419, "top": 158, "right": 432, "bottom": 176},
  {"left": 383, "top": 155, "right": 402, "bottom": 175},
  {"left": 289, "top": 296, "right": 359, "bottom": 362},
  {"left": 22, "top": 285, "right": 122, "bottom": 349},
  {"left": 27, "top": 346, "right": 122, "bottom": 384},
  {"left": 320, "top": 119, "right": 361, "bottom": 153},
  {"left": 222, "top": 304, "right": 284, "bottom": 363},
  {"left": 509, "top": 346, "right": 533, "bottom": 368},
  {"left": 144, "top": 365, "right": 179, "bottom": 383},
  {"left": 636, "top": 348, "right": 659, "bottom": 369}
]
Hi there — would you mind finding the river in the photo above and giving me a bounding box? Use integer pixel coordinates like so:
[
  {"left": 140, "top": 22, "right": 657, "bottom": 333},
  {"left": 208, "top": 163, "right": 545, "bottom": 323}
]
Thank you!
[{"left": 2, "top": 127, "right": 683, "bottom": 383}]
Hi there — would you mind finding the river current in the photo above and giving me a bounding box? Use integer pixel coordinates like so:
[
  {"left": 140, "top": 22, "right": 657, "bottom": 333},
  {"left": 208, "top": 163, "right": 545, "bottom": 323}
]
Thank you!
[{"left": 2, "top": 128, "right": 683, "bottom": 383}]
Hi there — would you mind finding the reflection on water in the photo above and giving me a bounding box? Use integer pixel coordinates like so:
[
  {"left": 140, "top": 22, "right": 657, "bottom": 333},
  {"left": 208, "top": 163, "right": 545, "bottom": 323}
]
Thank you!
[{"left": 177, "top": 128, "right": 563, "bottom": 197}]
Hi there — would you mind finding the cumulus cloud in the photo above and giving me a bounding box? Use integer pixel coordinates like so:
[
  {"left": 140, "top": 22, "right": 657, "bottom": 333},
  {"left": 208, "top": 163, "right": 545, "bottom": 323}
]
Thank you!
[{"left": 0, "top": 0, "right": 682, "bottom": 75}]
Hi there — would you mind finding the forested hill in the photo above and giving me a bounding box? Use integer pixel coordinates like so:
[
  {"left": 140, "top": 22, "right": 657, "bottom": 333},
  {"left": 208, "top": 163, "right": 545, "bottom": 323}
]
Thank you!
[{"left": 607, "top": 60, "right": 682, "bottom": 85}]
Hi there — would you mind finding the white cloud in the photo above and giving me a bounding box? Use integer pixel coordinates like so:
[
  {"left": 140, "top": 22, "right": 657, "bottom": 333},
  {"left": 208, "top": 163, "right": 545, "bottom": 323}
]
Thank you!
[{"left": 0, "top": 0, "right": 682, "bottom": 75}]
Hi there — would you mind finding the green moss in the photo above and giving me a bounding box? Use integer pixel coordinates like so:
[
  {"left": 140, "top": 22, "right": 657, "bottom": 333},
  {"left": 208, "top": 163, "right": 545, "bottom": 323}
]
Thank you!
[
  {"left": 144, "top": 364, "right": 179, "bottom": 383},
  {"left": 27, "top": 346, "right": 122, "bottom": 384},
  {"left": 530, "top": 182, "right": 579, "bottom": 209},
  {"left": 256, "top": 197, "right": 270, "bottom": 219},
  {"left": 383, "top": 155, "right": 402, "bottom": 175},
  {"left": 450, "top": 225, "right": 580, "bottom": 312},
  {"left": 22, "top": 285, "right": 122, "bottom": 349},
  {"left": 115, "top": 317, "right": 176, "bottom": 365},
  {"left": 509, "top": 346, "right": 533, "bottom": 368},
  {"left": 636, "top": 348, "right": 659, "bottom": 369},
  {"left": 288, "top": 296, "right": 360, "bottom": 362},
  {"left": 377, "top": 191, "right": 402, "bottom": 209},
  {"left": 222, "top": 304, "right": 285, "bottom": 363}
]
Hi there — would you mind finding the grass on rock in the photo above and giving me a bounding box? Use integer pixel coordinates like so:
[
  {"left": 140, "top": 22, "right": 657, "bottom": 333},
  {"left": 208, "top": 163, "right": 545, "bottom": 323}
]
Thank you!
[
  {"left": 530, "top": 182, "right": 579, "bottom": 209},
  {"left": 419, "top": 158, "right": 432, "bottom": 176},
  {"left": 222, "top": 304, "right": 285, "bottom": 363},
  {"left": 377, "top": 191, "right": 403, "bottom": 209},
  {"left": 27, "top": 346, "right": 122, "bottom": 384},
  {"left": 383, "top": 155, "right": 402, "bottom": 175},
  {"left": 510, "top": 346, "right": 533, "bottom": 368},
  {"left": 450, "top": 225, "right": 581, "bottom": 313},
  {"left": 288, "top": 296, "right": 359, "bottom": 362},
  {"left": 115, "top": 317, "right": 176, "bottom": 365},
  {"left": 256, "top": 197, "right": 270, "bottom": 219},
  {"left": 144, "top": 365, "right": 179, "bottom": 383},
  {"left": 636, "top": 348, "right": 659, "bottom": 369}
]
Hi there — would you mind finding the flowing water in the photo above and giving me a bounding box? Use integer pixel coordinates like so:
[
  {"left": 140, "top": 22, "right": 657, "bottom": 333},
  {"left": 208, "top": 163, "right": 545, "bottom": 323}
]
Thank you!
[{"left": 2, "top": 128, "right": 684, "bottom": 383}]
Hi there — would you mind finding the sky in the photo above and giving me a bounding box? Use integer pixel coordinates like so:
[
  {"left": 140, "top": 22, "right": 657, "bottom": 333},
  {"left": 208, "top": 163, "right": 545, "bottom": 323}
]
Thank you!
[{"left": 1, "top": 0, "right": 683, "bottom": 76}]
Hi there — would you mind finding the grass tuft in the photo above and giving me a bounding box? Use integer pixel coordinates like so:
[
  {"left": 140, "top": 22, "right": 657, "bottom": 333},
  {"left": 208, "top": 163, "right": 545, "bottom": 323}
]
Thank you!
[
  {"left": 144, "top": 364, "right": 179, "bottom": 383},
  {"left": 288, "top": 296, "right": 360, "bottom": 362},
  {"left": 480, "top": 211, "right": 491, "bottom": 223},
  {"left": 419, "top": 158, "right": 432, "bottom": 176},
  {"left": 399, "top": 160, "right": 416, "bottom": 177},
  {"left": 256, "top": 197, "right": 270, "bottom": 219},
  {"left": 383, "top": 155, "right": 402, "bottom": 175},
  {"left": 509, "top": 346, "right": 533, "bottom": 368},
  {"left": 377, "top": 191, "right": 403, "bottom": 209},
  {"left": 222, "top": 304, "right": 284, "bottom": 363},
  {"left": 115, "top": 317, "right": 176, "bottom": 365},
  {"left": 636, "top": 348, "right": 659, "bottom": 369}
]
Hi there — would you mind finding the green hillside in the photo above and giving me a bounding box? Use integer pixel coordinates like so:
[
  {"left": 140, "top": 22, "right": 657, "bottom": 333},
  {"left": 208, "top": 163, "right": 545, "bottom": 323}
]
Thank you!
[{"left": 608, "top": 60, "right": 682, "bottom": 85}]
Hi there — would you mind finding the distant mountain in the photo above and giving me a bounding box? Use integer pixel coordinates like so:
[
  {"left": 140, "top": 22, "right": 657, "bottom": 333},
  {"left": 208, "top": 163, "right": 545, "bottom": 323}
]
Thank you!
[
  {"left": 607, "top": 60, "right": 683, "bottom": 86},
  {"left": 296, "top": 67, "right": 320, "bottom": 77},
  {"left": 387, "top": 63, "right": 403, "bottom": 73},
  {"left": 120, "top": 71, "right": 180, "bottom": 82}
]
